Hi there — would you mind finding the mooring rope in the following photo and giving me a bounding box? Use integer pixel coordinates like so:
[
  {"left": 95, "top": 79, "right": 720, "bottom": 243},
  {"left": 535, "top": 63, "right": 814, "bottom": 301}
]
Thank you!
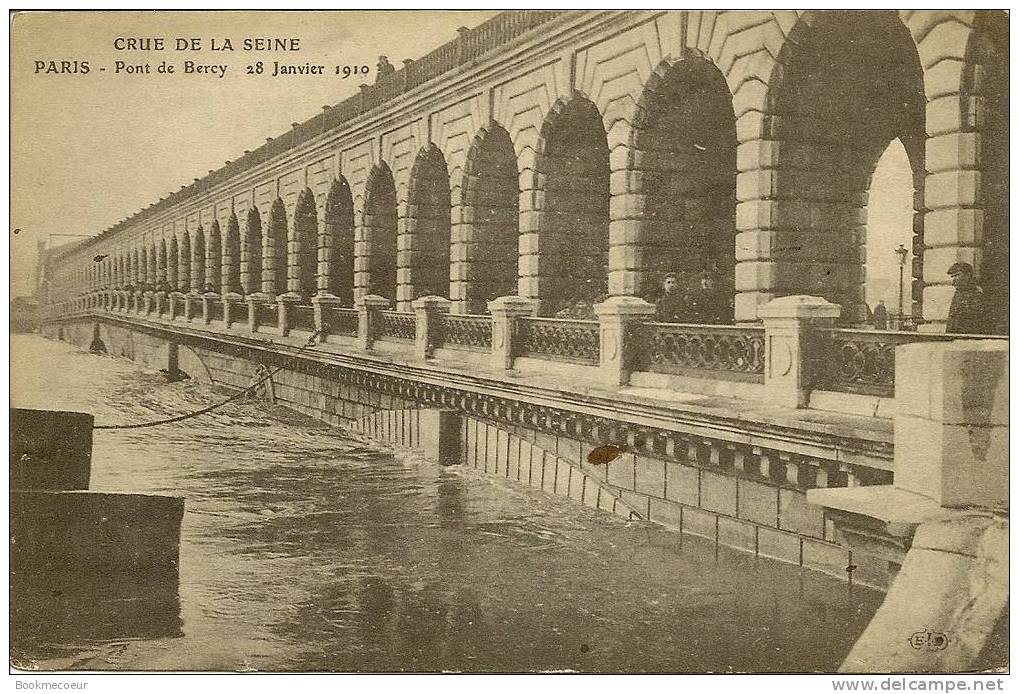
[{"left": 93, "top": 330, "right": 321, "bottom": 430}]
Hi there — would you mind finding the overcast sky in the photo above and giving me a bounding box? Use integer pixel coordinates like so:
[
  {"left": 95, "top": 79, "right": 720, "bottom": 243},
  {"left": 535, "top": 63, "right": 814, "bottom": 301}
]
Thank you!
[{"left": 10, "top": 10, "right": 497, "bottom": 295}]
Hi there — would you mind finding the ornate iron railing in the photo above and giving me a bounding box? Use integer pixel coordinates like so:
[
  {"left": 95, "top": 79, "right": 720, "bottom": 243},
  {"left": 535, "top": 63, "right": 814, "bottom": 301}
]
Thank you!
[
  {"left": 812, "top": 329, "right": 1004, "bottom": 397},
  {"left": 289, "top": 304, "right": 316, "bottom": 333},
  {"left": 516, "top": 317, "right": 600, "bottom": 365},
  {"left": 254, "top": 302, "right": 278, "bottom": 330},
  {"left": 322, "top": 306, "right": 359, "bottom": 337},
  {"left": 635, "top": 323, "right": 766, "bottom": 383},
  {"left": 206, "top": 298, "right": 224, "bottom": 323},
  {"left": 378, "top": 311, "right": 416, "bottom": 342},
  {"left": 436, "top": 314, "right": 493, "bottom": 351}
]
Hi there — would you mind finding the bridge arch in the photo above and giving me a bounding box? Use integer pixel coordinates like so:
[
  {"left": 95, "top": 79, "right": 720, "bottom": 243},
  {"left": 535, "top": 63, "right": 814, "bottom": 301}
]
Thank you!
[
  {"left": 324, "top": 177, "right": 355, "bottom": 304},
  {"left": 631, "top": 57, "right": 737, "bottom": 308},
  {"left": 191, "top": 226, "right": 206, "bottom": 293},
  {"left": 167, "top": 235, "right": 179, "bottom": 290},
  {"left": 265, "top": 198, "right": 289, "bottom": 295},
  {"left": 206, "top": 219, "right": 223, "bottom": 293},
  {"left": 157, "top": 237, "right": 169, "bottom": 290},
  {"left": 242, "top": 206, "right": 262, "bottom": 295},
  {"left": 291, "top": 188, "right": 318, "bottom": 300},
  {"left": 535, "top": 94, "right": 610, "bottom": 315},
  {"left": 362, "top": 163, "right": 399, "bottom": 302},
  {"left": 179, "top": 229, "right": 191, "bottom": 292},
  {"left": 456, "top": 124, "right": 520, "bottom": 314},
  {"left": 224, "top": 212, "right": 242, "bottom": 295},
  {"left": 763, "top": 10, "right": 925, "bottom": 324},
  {"left": 401, "top": 145, "right": 452, "bottom": 309}
]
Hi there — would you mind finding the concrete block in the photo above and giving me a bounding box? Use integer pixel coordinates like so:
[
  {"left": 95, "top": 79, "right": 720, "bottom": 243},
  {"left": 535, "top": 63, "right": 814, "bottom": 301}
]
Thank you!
[
  {"left": 557, "top": 436, "right": 581, "bottom": 463},
  {"left": 607, "top": 452, "right": 635, "bottom": 491},
  {"left": 737, "top": 477, "right": 780, "bottom": 527},
  {"left": 648, "top": 497, "right": 684, "bottom": 530},
  {"left": 618, "top": 490, "right": 649, "bottom": 520},
  {"left": 778, "top": 487, "right": 824, "bottom": 538},
  {"left": 802, "top": 538, "right": 849, "bottom": 578},
  {"left": 634, "top": 455, "right": 666, "bottom": 498},
  {"left": 568, "top": 467, "right": 585, "bottom": 503},
  {"left": 554, "top": 459, "right": 571, "bottom": 496},
  {"left": 664, "top": 462, "right": 699, "bottom": 507},
  {"left": 699, "top": 469, "right": 737, "bottom": 517},
  {"left": 757, "top": 527, "right": 802, "bottom": 565},
  {"left": 582, "top": 480, "right": 600, "bottom": 509},
  {"left": 541, "top": 454, "right": 557, "bottom": 494},
  {"left": 681, "top": 506, "right": 716, "bottom": 540},
  {"left": 718, "top": 515, "right": 757, "bottom": 554}
]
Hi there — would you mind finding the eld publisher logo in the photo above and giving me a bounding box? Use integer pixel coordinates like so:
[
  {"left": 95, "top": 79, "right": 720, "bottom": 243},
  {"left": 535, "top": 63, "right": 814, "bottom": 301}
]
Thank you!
[{"left": 908, "top": 628, "right": 949, "bottom": 652}]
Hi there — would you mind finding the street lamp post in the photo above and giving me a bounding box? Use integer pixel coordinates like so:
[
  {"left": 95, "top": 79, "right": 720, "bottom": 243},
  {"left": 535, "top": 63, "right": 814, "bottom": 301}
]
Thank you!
[{"left": 894, "top": 243, "right": 909, "bottom": 330}]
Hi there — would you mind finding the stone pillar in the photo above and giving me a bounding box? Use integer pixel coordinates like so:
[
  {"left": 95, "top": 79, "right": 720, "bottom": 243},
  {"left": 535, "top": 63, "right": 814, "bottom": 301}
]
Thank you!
[
  {"left": 222, "top": 292, "right": 244, "bottom": 329},
  {"left": 733, "top": 138, "right": 781, "bottom": 322},
  {"left": 411, "top": 295, "right": 451, "bottom": 360},
  {"left": 355, "top": 294, "right": 391, "bottom": 351},
  {"left": 246, "top": 294, "right": 276, "bottom": 333},
  {"left": 142, "top": 289, "right": 154, "bottom": 315},
  {"left": 312, "top": 294, "right": 343, "bottom": 342},
  {"left": 201, "top": 291, "right": 218, "bottom": 325},
  {"left": 593, "top": 296, "right": 656, "bottom": 386},
  {"left": 607, "top": 156, "right": 644, "bottom": 299},
  {"left": 487, "top": 295, "right": 539, "bottom": 370},
  {"left": 154, "top": 289, "right": 166, "bottom": 316},
  {"left": 168, "top": 291, "right": 184, "bottom": 320},
  {"left": 894, "top": 339, "right": 1007, "bottom": 508},
  {"left": 276, "top": 293, "right": 301, "bottom": 336},
  {"left": 758, "top": 295, "right": 841, "bottom": 408}
]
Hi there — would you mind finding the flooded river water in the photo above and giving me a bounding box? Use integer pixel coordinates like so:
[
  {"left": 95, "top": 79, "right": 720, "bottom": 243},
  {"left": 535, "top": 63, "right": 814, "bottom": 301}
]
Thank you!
[{"left": 11, "top": 334, "right": 883, "bottom": 672}]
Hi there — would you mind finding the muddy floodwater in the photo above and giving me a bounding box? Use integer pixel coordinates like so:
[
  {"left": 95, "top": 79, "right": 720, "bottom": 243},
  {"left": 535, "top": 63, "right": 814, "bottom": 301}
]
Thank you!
[{"left": 11, "top": 334, "right": 884, "bottom": 672}]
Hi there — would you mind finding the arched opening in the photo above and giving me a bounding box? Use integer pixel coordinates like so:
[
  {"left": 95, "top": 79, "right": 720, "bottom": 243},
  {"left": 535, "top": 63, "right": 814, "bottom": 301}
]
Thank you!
[
  {"left": 157, "top": 238, "right": 169, "bottom": 290},
  {"left": 139, "top": 247, "right": 149, "bottom": 288},
  {"left": 770, "top": 11, "right": 925, "bottom": 323},
  {"left": 168, "top": 236, "right": 179, "bottom": 290},
  {"left": 864, "top": 138, "right": 915, "bottom": 325},
  {"left": 206, "top": 220, "right": 222, "bottom": 293},
  {"left": 325, "top": 177, "right": 355, "bottom": 304},
  {"left": 539, "top": 96, "right": 610, "bottom": 315},
  {"left": 293, "top": 188, "right": 318, "bottom": 300},
  {"left": 965, "top": 12, "right": 1009, "bottom": 334},
  {"left": 179, "top": 231, "right": 191, "bottom": 292},
  {"left": 405, "top": 146, "right": 452, "bottom": 302},
  {"left": 364, "top": 164, "right": 398, "bottom": 301},
  {"left": 267, "top": 198, "right": 289, "bottom": 295},
  {"left": 461, "top": 125, "right": 519, "bottom": 313},
  {"left": 191, "top": 226, "right": 205, "bottom": 293},
  {"left": 224, "top": 212, "right": 242, "bottom": 294},
  {"left": 243, "top": 207, "right": 262, "bottom": 295},
  {"left": 636, "top": 58, "right": 736, "bottom": 318}
]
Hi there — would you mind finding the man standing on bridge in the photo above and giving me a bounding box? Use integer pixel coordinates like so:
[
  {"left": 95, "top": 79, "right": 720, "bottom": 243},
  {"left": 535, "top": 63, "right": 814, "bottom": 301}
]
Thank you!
[{"left": 946, "top": 262, "right": 987, "bottom": 335}]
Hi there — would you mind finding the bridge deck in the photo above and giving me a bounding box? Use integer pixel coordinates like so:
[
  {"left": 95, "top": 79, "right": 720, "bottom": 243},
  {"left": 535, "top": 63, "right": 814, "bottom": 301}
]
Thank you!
[{"left": 78, "top": 311, "right": 894, "bottom": 472}]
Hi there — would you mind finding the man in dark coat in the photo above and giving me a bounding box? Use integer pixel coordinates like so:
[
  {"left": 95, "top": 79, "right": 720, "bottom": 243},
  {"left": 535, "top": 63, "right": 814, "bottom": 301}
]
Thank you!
[
  {"left": 946, "top": 262, "right": 988, "bottom": 334},
  {"left": 655, "top": 273, "right": 684, "bottom": 323},
  {"left": 688, "top": 271, "right": 731, "bottom": 325}
]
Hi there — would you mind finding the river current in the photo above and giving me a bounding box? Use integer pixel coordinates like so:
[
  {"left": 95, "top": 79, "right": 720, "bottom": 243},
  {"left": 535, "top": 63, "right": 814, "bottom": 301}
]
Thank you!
[{"left": 10, "top": 334, "right": 883, "bottom": 672}]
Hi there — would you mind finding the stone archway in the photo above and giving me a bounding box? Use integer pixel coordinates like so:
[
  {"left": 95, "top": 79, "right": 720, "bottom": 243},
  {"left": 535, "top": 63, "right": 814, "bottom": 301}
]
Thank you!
[
  {"left": 242, "top": 207, "right": 262, "bottom": 295},
  {"left": 767, "top": 10, "right": 925, "bottom": 324},
  {"left": 292, "top": 188, "right": 318, "bottom": 301},
  {"left": 324, "top": 177, "right": 355, "bottom": 304},
  {"left": 633, "top": 57, "right": 737, "bottom": 308},
  {"left": 362, "top": 164, "right": 399, "bottom": 302},
  {"left": 459, "top": 124, "right": 519, "bottom": 314},
  {"left": 537, "top": 95, "right": 610, "bottom": 315},
  {"left": 403, "top": 146, "right": 452, "bottom": 308}
]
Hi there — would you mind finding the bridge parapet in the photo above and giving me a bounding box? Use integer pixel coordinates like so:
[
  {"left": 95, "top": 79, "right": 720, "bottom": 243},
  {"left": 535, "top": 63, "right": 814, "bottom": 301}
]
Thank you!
[{"left": 46, "top": 294, "right": 1009, "bottom": 421}]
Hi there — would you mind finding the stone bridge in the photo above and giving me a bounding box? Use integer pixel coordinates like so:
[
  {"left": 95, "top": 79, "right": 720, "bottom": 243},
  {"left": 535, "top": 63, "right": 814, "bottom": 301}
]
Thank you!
[
  {"left": 42, "top": 10, "right": 1007, "bottom": 329},
  {"left": 38, "top": 10, "right": 1009, "bottom": 595}
]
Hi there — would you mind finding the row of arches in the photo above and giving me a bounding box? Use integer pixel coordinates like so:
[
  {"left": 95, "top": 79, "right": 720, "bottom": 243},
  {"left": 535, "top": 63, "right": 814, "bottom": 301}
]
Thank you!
[{"left": 66, "top": 11, "right": 1008, "bottom": 331}]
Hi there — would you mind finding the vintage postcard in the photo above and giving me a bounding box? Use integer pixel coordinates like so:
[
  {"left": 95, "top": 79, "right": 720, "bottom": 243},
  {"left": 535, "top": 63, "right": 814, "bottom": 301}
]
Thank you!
[{"left": 9, "top": 9, "right": 1009, "bottom": 683}]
